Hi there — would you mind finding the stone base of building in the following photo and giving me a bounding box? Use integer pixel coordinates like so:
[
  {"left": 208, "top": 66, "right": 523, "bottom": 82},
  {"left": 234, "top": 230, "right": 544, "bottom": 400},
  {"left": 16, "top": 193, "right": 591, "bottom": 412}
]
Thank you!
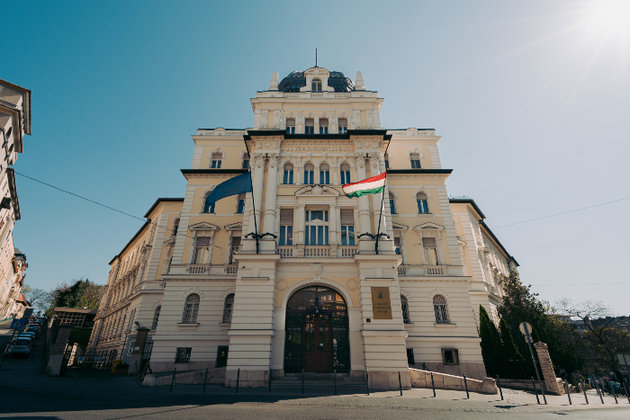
[
  {"left": 368, "top": 370, "right": 411, "bottom": 390},
  {"left": 412, "top": 362, "right": 487, "bottom": 379},
  {"left": 224, "top": 368, "right": 269, "bottom": 387},
  {"left": 409, "top": 368, "right": 497, "bottom": 394}
]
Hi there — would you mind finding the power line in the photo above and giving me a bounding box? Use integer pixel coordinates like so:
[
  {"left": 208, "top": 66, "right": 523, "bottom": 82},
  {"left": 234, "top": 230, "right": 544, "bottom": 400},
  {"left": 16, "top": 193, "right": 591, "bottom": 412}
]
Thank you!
[{"left": 495, "top": 195, "right": 630, "bottom": 229}]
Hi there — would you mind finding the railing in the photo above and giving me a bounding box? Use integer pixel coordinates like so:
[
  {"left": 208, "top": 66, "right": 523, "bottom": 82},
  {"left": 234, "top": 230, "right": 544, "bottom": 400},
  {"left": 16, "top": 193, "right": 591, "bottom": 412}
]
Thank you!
[
  {"left": 278, "top": 245, "right": 358, "bottom": 258},
  {"left": 304, "top": 246, "right": 330, "bottom": 257},
  {"left": 187, "top": 265, "right": 208, "bottom": 274},
  {"left": 397, "top": 265, "right": 408, "bottom": 275},
  {"left": 278, "top": 246, "right": 293, "bottom": 257},
  {"left": 225, "top": 264, "right": 238, "bottom": 274},
  {"left": 339, "top": 246, "right": 358, "bottom": 258},
  {"left": 425, "top": 265, "right": 446, "bottom": 276},
  {"left": 397, "top": 264, "right": 449, "bottom": 276}
]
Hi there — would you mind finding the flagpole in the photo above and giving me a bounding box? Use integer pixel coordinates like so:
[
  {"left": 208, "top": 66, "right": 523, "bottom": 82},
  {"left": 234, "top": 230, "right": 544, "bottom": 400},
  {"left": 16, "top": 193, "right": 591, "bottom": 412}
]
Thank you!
[
  {"left": 243, "top": 139, "right": 260, "bottom": 254},
  {"left": 374, "top": 138, "right": 392, "bottom": 255}
]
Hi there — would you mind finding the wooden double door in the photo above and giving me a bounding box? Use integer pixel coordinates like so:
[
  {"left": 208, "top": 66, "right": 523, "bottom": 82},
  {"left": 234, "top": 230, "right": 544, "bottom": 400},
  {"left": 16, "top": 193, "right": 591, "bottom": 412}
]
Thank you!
[{"left": 302, "top": 313, "right": 332, "bottom": 373}]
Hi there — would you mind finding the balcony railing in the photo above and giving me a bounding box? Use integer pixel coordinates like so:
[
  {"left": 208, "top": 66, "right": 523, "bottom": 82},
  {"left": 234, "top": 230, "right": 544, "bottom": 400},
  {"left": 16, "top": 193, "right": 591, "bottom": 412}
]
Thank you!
[
  {"left": 278, "top": 246, "right": 293, "bottom": 257},
  {"left": 169, "top": 264, "right": 239, "bottom": 276},
  {"left": 304, "top": 245, "right": 330, "bottom": 257},
  {"left": 277, "top": 245, "right": 358, "bottom": 258},
  {"left": 397, "top": 264, "right": 452, "bottom": 277}
]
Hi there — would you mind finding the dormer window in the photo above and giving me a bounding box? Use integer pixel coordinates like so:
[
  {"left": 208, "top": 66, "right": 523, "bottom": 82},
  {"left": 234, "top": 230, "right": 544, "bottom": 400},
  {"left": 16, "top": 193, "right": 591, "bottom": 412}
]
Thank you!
[{"left": 312, "top": 78, "right": 322, "bottom": 92}]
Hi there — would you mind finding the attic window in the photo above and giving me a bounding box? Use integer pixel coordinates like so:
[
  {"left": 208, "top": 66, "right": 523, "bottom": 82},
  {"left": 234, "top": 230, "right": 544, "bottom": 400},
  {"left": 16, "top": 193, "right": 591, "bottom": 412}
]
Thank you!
[{"left": 312, "top": 79, "right": 322, "bottom": 92}]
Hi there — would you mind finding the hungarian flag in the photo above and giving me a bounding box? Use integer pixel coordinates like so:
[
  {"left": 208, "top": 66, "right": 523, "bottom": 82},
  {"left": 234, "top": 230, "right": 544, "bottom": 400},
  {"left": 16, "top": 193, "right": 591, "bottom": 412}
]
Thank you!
[{"left": 342, "top": 172, "right": 386, "bottom": 198}]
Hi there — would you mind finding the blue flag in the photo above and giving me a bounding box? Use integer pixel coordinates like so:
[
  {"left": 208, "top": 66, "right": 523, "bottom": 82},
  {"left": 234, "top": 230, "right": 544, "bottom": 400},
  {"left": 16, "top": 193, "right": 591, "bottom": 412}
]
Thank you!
[{"left": 204, "top": 172, "right": 253, "bottom": 211}]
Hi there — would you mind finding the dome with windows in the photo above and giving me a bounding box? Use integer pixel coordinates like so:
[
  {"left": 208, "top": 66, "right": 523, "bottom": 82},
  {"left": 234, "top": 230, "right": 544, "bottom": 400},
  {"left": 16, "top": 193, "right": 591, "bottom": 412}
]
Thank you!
[{"left": 278, "top": 69, "right": 355, "bottom": 92}]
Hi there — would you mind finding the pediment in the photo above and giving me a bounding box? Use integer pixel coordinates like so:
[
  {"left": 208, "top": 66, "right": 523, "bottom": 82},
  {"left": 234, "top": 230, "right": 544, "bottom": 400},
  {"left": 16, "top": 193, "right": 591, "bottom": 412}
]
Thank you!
[
  {"left": 188, "top": 222, "right": 220, "bottom": 231},
  {"left": 294, "top": 185, "right": 341, "bottom": 197},
  {"left": 224, "top": 222, "right": 243, "bottom": 231},
  {"left": 392, "top": 222, "right": 409, "bottom": 231},
  {"left": 413, "top": 222, "right": 444, "bottom": 232}
]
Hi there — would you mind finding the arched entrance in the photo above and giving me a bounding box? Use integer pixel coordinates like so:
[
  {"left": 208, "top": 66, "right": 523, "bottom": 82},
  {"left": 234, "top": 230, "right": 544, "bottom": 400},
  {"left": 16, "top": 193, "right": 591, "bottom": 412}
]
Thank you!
[{"left": 284, "top": 285, "right": 349, "bottom": 373}]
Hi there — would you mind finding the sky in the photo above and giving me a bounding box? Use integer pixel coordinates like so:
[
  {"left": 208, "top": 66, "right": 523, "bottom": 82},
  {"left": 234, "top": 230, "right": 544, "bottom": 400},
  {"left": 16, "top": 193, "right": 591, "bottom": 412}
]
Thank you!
[{"left": 2, "top": 0, "right": 629, "bottom": 314}]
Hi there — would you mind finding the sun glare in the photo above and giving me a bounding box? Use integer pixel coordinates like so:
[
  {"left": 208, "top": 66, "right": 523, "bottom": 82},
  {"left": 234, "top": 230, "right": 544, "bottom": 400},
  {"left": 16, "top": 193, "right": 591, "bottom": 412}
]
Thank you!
[{"left": 584, "top": 0, "right": 630, "bottom": 40}]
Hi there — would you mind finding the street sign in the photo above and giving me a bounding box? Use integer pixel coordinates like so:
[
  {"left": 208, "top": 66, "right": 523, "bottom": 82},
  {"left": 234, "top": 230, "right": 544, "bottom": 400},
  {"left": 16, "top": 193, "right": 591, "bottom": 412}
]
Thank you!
[
  {"left": 9, "top": 318, "right": 28, "bottom": 330},
  {"left": 519, "top": 322, "right": 533, "bottom": 343}
]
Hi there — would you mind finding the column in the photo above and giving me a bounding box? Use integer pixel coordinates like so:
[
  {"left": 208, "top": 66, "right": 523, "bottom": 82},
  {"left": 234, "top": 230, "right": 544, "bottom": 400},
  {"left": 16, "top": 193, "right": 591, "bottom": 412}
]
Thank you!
[
  {"left": 251, "top": 154, "right": 265, "bottom": 232},
  {"left": 355, "top": 154, "right": 371, "bottom": 235},
  {"left": 262, "top": 153, "right": 279, "bottom": 234}
]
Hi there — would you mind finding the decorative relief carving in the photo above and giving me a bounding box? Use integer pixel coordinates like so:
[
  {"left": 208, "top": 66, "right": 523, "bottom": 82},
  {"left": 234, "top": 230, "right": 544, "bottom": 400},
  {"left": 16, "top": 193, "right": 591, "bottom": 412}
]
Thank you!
[{"left": 294, "top": 185, "right": 341, "bottom": 197}]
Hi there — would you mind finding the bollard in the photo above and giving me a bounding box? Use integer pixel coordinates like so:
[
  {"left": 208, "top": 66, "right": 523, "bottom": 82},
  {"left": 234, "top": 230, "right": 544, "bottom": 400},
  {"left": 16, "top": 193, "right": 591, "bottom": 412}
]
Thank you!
[
  {"left": 463, "top": 373, "right": 470, "bottom": 399},
  {"left": 610, "top": 382, "right": 618, "bottom": 404},
  {"left": 236, "top": 368, "right": 240, "bottom": 393},
  {"left": 581, "top": 379, "right": 589, "bottom": 405},
  {"left": 170, "top": 368, "right": 176, "bottom": 392},
  {"left": 564, "top": 380, "right": 572, "bottom": 405},
  {"left": 531, "top": 377, "right": 541, "bottom": 405},
  {"left": 622, "top": 381, "right": 630, "bottom": 404},
  {"left": 365, "top": 371, "right": 370, "bottom": 395},
  {"left": 398, "top": 371, "right": 403, "bottom": 396},
  {"left": 597, "top": 380, "right": 604, "bottom": 404},
  {"left": 203, "top": 367, "right": 208, "bottom": 393},
  {"left": 431, "top": 371, "right": 436, "bottom": 397},
  {"left": 334, "top": 369, "right": 337, "bottom": 395},
  {"left": 268, "top": 369, "right": 272, "bottom": 393},
  {"left": 496, "top": 375, "right": 504, "bottom": 400},
  {"left": 301, "top": 369, "right": 305, "bottom": 394}
]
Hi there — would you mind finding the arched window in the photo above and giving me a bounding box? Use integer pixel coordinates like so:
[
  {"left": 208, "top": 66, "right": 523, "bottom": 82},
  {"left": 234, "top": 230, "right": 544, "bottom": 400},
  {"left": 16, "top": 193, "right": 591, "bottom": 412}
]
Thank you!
[
  {"left": 312, "top": 78, "right": 322, "bottom": 91},
  {"left": 236, "top": 193, "right": 245, "bottom": 214},
  {"left": 304, "top": 163, "right": 314, "bottom": 184},
  {"left": 417, "top": 192, "right": 429, "bottom": 214},
  {"left": 283, "top": 163, "right": 294, "bottom": 184},
  {"left": 152, "top": 306, "right": 161, "bottom": 330},
  {"left": 340, "top": 163, "right": 351, "bottom": 185},
  {"left": 203, "top": 192, "right": 215, "bottom": 213},
  {"left": 433, "top": 295, "right": 450, "bottom": 324},
  {"left": 389, "top": 192, "right": 396, "bottom": 214},
  {"left": 182, "top": 293, "right": 200, "bottom": 324},
  {"left": 319, "top": 163, "right": 330, "bottom": 184},
  {"left": 222, "top": 293, "right": 235, "bottom": 323},
  {"left": 401, "top": 295, "right": 411, "bottom": 324}
]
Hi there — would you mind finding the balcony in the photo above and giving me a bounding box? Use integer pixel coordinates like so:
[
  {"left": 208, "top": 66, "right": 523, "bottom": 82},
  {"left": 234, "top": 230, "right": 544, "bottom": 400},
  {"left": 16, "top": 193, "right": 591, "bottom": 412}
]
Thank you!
[
  {"left": 397, "top": 264, "right": 454, "bottom": 277},
  {"left": 277, "top": 245, "right": 358, "bottom": 258},
  {"left": 168, "top": 264, "right": 239, "bottom": 277}
]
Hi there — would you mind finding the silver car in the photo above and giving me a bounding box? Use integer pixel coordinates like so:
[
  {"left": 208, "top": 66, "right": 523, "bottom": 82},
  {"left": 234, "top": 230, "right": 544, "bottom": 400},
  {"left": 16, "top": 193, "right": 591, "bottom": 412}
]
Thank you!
[{"left": 8, "top": 338, "right": 33, "bottom": 356}]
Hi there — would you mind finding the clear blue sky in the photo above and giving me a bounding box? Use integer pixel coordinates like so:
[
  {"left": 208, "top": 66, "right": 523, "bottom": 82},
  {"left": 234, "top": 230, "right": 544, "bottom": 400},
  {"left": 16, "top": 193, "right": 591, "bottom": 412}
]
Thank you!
[{"left": 3, "top": 1, "right": 629, "bottom": 314}]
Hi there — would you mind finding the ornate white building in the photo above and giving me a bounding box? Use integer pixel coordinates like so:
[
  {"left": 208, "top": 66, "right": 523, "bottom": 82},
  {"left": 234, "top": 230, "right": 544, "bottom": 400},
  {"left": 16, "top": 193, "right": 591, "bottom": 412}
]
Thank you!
[{"left": 89, "top": 66, "right": 517, "bottom": 389}]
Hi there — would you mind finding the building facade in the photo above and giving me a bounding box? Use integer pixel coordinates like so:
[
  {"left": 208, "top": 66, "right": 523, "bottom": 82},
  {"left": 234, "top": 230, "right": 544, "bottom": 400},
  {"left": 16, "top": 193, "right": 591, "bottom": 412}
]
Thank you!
[
  {"left": 0, "top": 80, "right": 30, "bottom": 319},
  {"left": 90, "top": 66, "right": 517, "bottom": 388}
]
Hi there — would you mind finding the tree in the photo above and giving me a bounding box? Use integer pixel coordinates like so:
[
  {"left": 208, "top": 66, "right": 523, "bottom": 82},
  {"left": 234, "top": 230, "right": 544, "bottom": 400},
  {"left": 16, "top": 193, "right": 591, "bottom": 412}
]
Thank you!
[
  {"left": 557, "top": 299, "right": 630, "bottom": 384},
  {"left": 499, "top": 317, "right": 525, "bottom": 378},
  {"left": 23, "top": 285, "right": 54, "bottom": 314},
  {"left": 479, "top": 305, "right": 503, "bottom": 377},
  {"left": 45, "top": 278, "right": 103, "bottom": 316}
]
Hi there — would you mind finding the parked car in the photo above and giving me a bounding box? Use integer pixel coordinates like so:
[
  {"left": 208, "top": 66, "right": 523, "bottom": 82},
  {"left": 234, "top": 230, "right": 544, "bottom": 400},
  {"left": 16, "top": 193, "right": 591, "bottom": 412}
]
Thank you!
[
  {"left": 17, "top": 332, "right": 36, "bottom": 340},
  {"left": 26, "top": 325, "right": 39, "bottom": 334},
  {"left": 7, "top": 338, "right": 32, "bottom": 357}
]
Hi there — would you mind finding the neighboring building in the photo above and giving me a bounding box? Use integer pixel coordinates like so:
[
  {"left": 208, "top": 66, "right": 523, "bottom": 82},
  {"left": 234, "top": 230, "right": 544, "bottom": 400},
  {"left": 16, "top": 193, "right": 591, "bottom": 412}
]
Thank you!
[
  {"left": 52, "top": 307, "right": 97, "bottom": 328},
  {"left": 0, "top": 80, "right": 30, "bottom": 320},
  {"left": 90, "top": 66, "right": 518, "bottom": 388},
  {"left": 87, "top": 198, "right": 183, "bottom": 364}
]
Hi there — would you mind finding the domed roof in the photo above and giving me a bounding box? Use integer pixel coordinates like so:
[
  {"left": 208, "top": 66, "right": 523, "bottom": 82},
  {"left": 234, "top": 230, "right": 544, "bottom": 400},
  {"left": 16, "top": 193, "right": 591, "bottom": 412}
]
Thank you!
[{"left": 278, "top": 69, "right": 355, "bottom": 92}]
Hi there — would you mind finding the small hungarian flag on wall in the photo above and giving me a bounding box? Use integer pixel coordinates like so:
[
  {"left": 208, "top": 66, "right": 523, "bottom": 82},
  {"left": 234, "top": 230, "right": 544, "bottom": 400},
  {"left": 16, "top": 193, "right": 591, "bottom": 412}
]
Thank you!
[{"left": 342, "top": 172, "right": 386, "bottom": 198}]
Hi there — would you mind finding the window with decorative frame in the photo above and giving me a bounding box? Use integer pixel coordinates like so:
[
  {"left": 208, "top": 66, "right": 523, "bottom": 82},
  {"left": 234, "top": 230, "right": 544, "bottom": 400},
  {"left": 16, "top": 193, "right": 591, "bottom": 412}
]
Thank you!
[
  {"left": 236, "top": 193, "right": 245, "bottom": 214},
  {"left": 192, "top": 237, "right": 210, "bottom": 264},
  {"left": 410, "top": 153, "right": 421, "bottom": 168},
  {"left": 229, "top": 235, "right": 240, "bottom": 264},
  {"left": 283, "top": 163, "right": 294, "bottom": 184},
  {"left": 319, "top": 163, "right": 330, "bottom": 184},
  {"left": 423, "top": 236, "right": 439, "bottom": 265},
  {"left": 305, "top": 118, "right": 315, "bottom": 134},
  {"left": 442, "top": 348, "right": 459, "bottom": 365},
  {"left": 433, "top": 295, "right": 450, "bottom": 324},
  {"left": 305, "top": 209, "right": 329, "bottom": 245},
  {"left": 312, "top": 78, "right": 322, "bottom": 91},
  {"left": 285, "top": 118, "right": 295, "bottom": 134},
  {"left": 304, "top": 163, "right": 315, "bottom": 184},
  {"left": 222, "top": 294, "right": 235, "bottom": 323},
  {"left": 319, "top": 118, "right": 329, "bottom": 134},
  {"left": 211, "top": 152, "right": 222, "bottom": 168},
  {"left": 175, "top": 347, "right": 192, "bottom": 363},
  {"left": 389, "top": 192, "right": 396, "bottom": 214},
  {"left": 401, "top": 295, "right": 411, "bottom": 324},
  {"left": 339, "top": 209, "right": 355, "bottom": 245},
  {"left": 416, "top": 192, "right": 429, "bottom": 214},
  {"left": 338, "top": 118, "right": 348, "bottom": 134},
  {"left": 182, "top": 294, "right": 200, "bottom": 324},
  {"left": 279, "top": 209, "right": 294, "bottom": 246},
  {"left": 340, "top": 163, "right": 351, "bottom": 184}
]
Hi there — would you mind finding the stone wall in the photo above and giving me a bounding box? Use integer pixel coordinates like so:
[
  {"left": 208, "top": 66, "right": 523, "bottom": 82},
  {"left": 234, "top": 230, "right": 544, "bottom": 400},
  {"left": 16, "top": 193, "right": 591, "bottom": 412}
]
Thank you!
[{"left": 409, "top": 368, "right": 497, "bottom": 394}]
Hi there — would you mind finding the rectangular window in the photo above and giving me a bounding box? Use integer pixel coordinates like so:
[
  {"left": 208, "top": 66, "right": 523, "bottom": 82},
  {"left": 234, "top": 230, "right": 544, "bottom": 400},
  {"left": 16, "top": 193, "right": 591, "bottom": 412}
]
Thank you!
[
  {"left": 338, "top": 118, "right": 348, "bottom": 134},
  {"left": 305, "top": 210, "right": 329, "bottom": 245},
  {"left": 286, "top": 118, "right": 295, "bottom": 134},
  {"left": 211, "top": 152, "right": 222, "bottom": 168},
  {"left": 305, "top": 118, "right": 314, "bottom": 134},
  {"left": 410, "top": 153, "right": 421, "bottom": 169},
  {"left": 215, "top": 345, "right": 229, "bottom": 368},
  {"left": 242, "top": 157, "right": 249, "bottom": 169},
  {"left": 407, "top": 348, "right": 415, "bottom": 365},
  {"left": 279, "top": 209, "right": 294, "bottom": 246},
  {"left": 423, "top": 237, "right": 439, "bottom": 265},
  {"left": 193, "top": 237, "right": 210, "bottom": 264},
  {"left": 390, "top": 198, "right": 396, "bottom": 214},
  {"left": 442, "top": 348, "right": 459, "bottom": 365},
  {"left": 236, "top": 195, "right": 245, "bottom": 214},
  {"left": 340, "top": 209, "right": 355, "bottom": 245},
  {"left": 175, "top": 347, "right": 192, "bottom": 363},
  {"left": 385, "top": 154, "right": 390, "bottom": 169},
  {"left": 394, "top": 235, "right": 401, "bottom": 255},
  {"left": 319, "top": 118, "right": 329, "bottom": 134},
  {"left": 229, "top": 235, "right": 241, "bottom": 264}
]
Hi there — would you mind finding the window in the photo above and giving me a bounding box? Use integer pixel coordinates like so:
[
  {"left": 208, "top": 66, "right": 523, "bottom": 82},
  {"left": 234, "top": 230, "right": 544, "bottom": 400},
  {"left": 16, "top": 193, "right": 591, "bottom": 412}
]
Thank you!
[
  {"left": 339, "top": 209, "right": 355, "bottom": 245},
  {"left": 340, "top": 163, "right": 351, "bottom": 185},
  {"left": 442, "top": 348, "right": 459, "bottom": 365},
  {"left": 152, "top": 306, "right": 161, "bottom": 330},
  {"left": 319, "top": 118, "right": 329, "bottom": 134},
  {"left": 211, "top": 152, "right": 222, "bottom": 168},
  {"left": 229, "top": 235, "right": 240, "bottom": 264},
  {"left": 236, "top": 193, "right": 245, "bottom": 214},
  {"left": 172, "top": 218, "right": 180, "bottom": 236},
  {"left": 215, "top": 345, "right": 229, "bottom": 368},
  {"left": 407, "top": 348, "right": 416, "bottom": 365},
  {"left": 385, "top": 153, "right": 390, "bottom": 169},
  {"left": 416, "top": 192, "right": 429, "bottom": 214},
  {"left": 401, "top": 295, "right": 411, "bottom": 324},
  {"left": 283, "top": 163, "right": 294, "bottom": 184},
  {"left": 394, "top": 235, "right": 401, "bottom": 255},
  {"left": 389, "top": 192, "right": 396, "bottom": 214},
  {"left": 305, "top": 209, "right": 329, "bottom": 245},
  {"left": 312, "top": 78, "right": 322, "bottom": 91},
  {"left": 423, "top": 237, "right": 439, "bottom": 265},
  {"left": 279, "top": 209, "right": 293, "bottom": 246},
  {"left": 222, "top": 294, "right": 235, "bottom": 323},
  {"left": 242, "top": 154, "right": 250, "bottom": 169},
  {"left": 433, "top": 295, "right": 450, "bottom": 324},
  {"left": 182, "top": 294, "right": 200, "bottom": 324},
  {"left": 338, "top": 118, "right": 348, "bottom": 134},
  {"left": 305, "top": 118, "right": 314, "bottom": 134},
  {"left": 175, "top": 347, "right": 192, "bottom": 363},
  {"left": 286, "top": 118, "right": 295, "bottom": 134},
  {"left": 304, "top": 163, "right": 314, "bottom": 184},
  {"left": 319, "top": 163, "right": 330, "bottom": 184},
  {"left": 127, "top": 308, "right": 136, "bottom": 331},
  {"left": 192, "top": 237, "right": 210, "bottom": 264},
  {"left": 410, "top": 153, "right": 421, "bottom": 168}
]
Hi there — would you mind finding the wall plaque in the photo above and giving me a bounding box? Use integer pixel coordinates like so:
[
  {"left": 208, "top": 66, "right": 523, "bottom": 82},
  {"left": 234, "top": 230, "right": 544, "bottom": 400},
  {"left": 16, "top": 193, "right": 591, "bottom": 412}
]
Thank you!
[{"left": 371, "top": 287, "right": 392, "bottom": 319}]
